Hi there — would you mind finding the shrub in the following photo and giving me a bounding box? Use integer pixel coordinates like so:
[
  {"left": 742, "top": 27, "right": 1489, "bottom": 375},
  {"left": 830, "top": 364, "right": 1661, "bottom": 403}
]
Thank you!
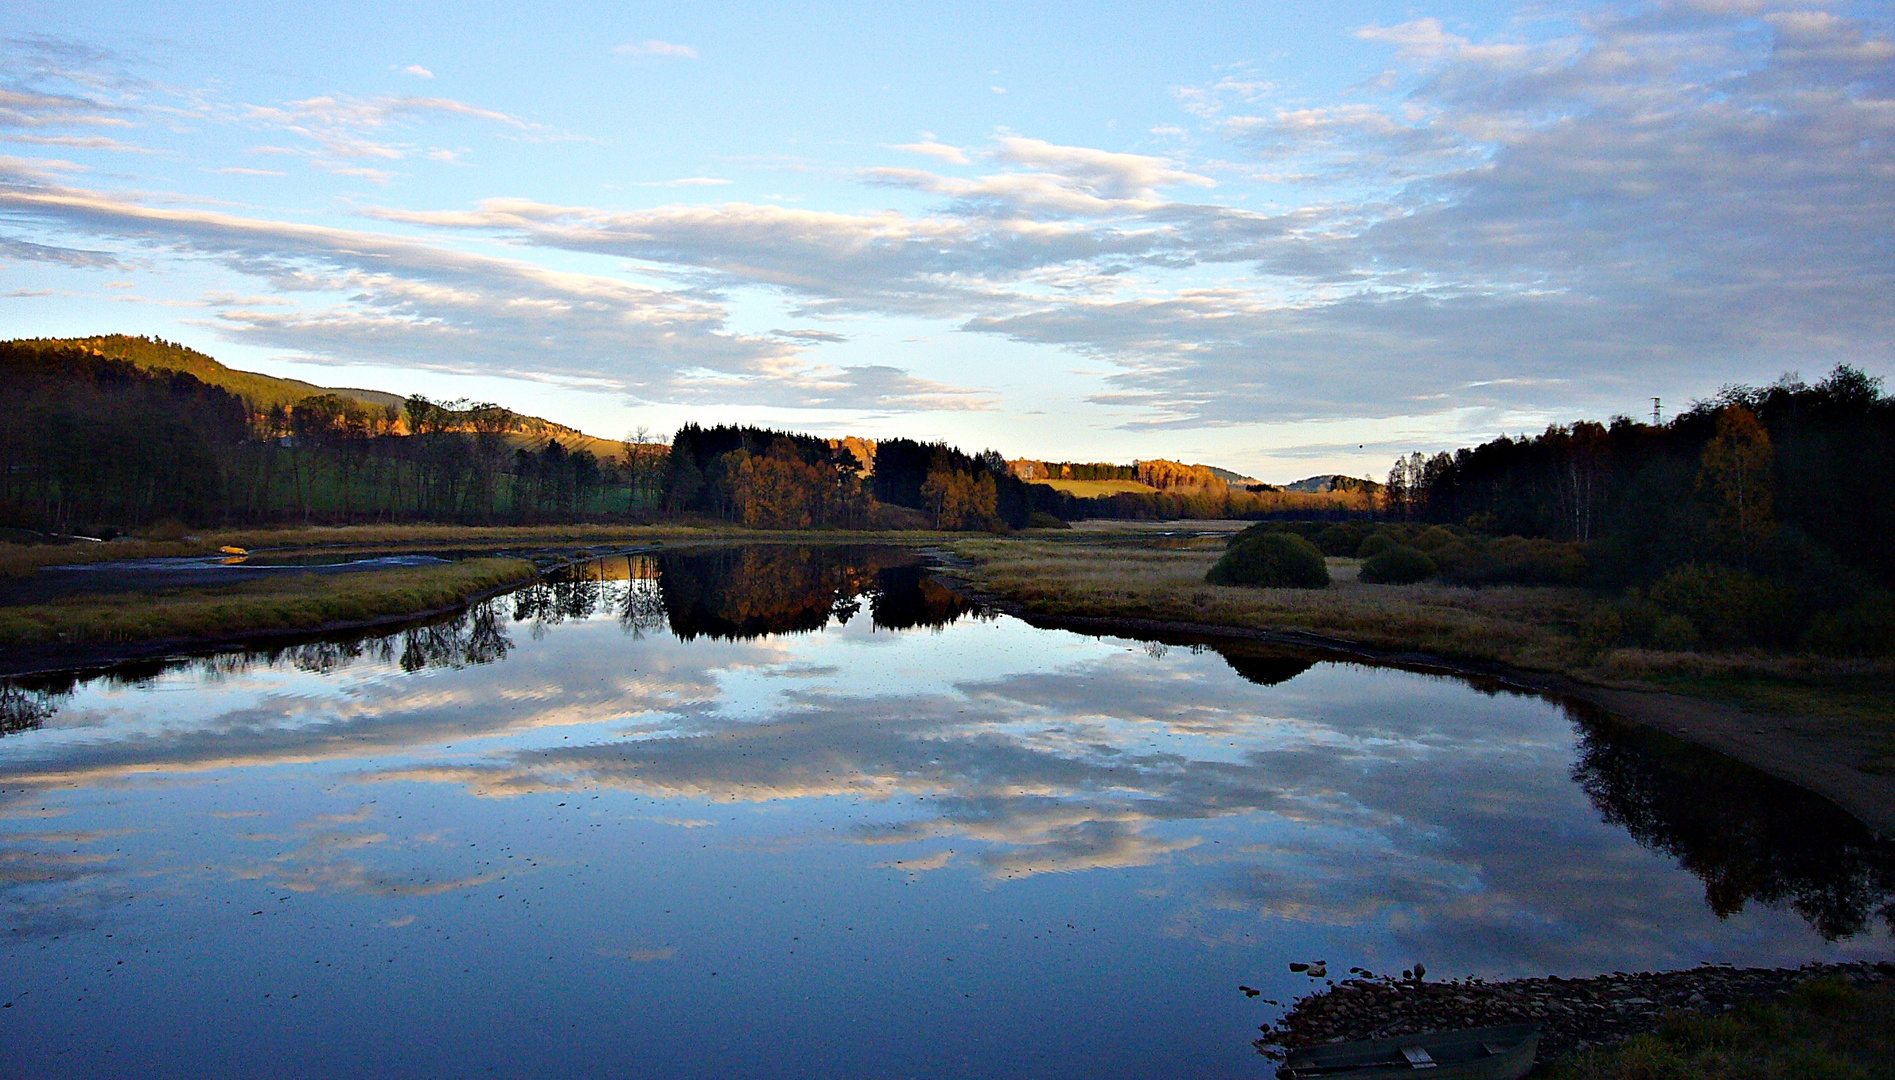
[
  {"left": 1356, "top": 532, "right": 1396, "bottom": 559},
  {"left": 1414, "top": 525, "right": 1459, "bottom": 552},
  {"left": 1025, "top": 511, "right": 1070, "bottom": 530},
  {"left": 1359, "top": 545, "right": 1435, "bottom": 584},
  {"left": 1649, "top": 563, "right": 1800, "bottom": 647},
  {"left": 1802, "top": 594, "right": 1895, "bottom": 656},
  {"left": 1436, "top": 536, "right": 1588, "bottom": 586},
  {"left": 1314, "top": 523, "right": 1367, "bottom": 556},
  {"left": 1206, "top": 533, "right": 1330, "bottom": 588},
  {"left": 1650, "top": 613, "right": 1703, "bottom": 651}
]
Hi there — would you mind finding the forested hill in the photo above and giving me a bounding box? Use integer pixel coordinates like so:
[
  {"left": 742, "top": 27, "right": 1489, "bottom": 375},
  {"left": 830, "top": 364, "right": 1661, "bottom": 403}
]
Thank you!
[
  {"left": 4, "top": 335, "right": 620, "bottom": 457},
  {"left": 9, "top": 335, "right": 404, "bottom": 415}
]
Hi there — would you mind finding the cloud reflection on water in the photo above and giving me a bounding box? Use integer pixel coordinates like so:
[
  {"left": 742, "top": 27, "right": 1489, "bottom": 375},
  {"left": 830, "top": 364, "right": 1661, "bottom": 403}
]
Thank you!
[{"left": 0, "top": 544, "right": 1889, "bottom": 972}]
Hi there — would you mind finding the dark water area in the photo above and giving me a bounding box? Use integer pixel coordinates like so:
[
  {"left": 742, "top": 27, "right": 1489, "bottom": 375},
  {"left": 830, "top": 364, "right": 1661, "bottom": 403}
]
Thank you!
[{"left": 0, "top": 545, "right": 1889, "bottom": 1078}]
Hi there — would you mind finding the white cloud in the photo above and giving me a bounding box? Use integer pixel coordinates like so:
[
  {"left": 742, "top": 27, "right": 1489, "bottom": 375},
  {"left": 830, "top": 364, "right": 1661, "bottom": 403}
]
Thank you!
[
  {"left": 892, "top": 140, "right": 970, "bottom": 165},
  {"left": 0, "top": 165, "right": 992, "bottom": 413},
  {"left": 234, "top": 93, "right": 545, "bottom": 176},
  {"left": 0, "top": 133, "right": 148, "bottom": 151},
  {"left": 396, "top": 64, "right": 434, "bottom": 79},
  {"left": 615, "top": 39, "right": 699, "bottom": 59}
]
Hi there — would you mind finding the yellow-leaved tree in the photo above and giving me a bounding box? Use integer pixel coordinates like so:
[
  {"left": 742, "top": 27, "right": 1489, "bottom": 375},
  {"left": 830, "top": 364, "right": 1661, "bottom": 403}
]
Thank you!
[
  {"left": 920, "top": 467, "right": 997, "bottom": 530},
  {"left": 1697, "top": 405, "right": 1775, "bottom": 552}
]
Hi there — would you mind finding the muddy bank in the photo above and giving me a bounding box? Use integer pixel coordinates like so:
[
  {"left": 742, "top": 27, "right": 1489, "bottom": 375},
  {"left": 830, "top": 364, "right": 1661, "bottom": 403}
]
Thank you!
[{"left": 1253, "top": 961, "right": 1895, "bottom": 1063}]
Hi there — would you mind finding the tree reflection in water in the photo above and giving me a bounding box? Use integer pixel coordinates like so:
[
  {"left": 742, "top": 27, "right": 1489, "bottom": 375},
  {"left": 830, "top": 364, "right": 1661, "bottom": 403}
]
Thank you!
[
  {"left": 0, "top": 599, "right": 517, "bottom": 727},
  {"left": 1569, "top": 705, "right": 1895, "bottom": 939},
  {"left": 0, "top": 683, "right": 55, "bottom": 735},
  {"left": 652, "top": 545, "right": 977, "bottom": 641}
]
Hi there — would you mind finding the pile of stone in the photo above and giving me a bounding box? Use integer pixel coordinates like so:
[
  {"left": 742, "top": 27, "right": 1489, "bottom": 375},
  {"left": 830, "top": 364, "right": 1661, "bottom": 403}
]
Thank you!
[{"left": 1253, "top": 961, "right": 1895, "bottom": 1061}]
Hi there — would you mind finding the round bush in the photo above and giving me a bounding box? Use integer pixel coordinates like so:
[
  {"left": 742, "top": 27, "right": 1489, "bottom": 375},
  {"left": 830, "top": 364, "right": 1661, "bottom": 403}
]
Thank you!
[
  {"left": 1314, "top": 524, "right": 1365, "bottom": 556},
  {"left": 1025, "top": 511, "right": 1070, "bottom": 530},
  {"left": 1356, "top": 532, "right": 1396, "bottom": 559},
  {"left": 1359, "top": 545, "right": 1436, "bottom": 584},
  {"left": 1206, "top": 533, "right": 1330, "bottom": 589}
]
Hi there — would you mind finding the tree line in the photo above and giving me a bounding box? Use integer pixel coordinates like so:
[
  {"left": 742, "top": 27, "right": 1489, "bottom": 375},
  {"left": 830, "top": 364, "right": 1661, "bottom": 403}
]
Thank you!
[
  {"left": 1382, "top": 365, "right": 1894, "bottom": 653},
  {"left": 0, "top": 342, "right": 663, "bottom": 532}
]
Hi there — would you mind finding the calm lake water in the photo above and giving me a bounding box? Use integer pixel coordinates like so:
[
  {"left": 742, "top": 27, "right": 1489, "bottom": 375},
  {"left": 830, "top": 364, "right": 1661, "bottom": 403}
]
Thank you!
[{"left": 2, "top": 545, "right": 1890, "bottom": 1079}]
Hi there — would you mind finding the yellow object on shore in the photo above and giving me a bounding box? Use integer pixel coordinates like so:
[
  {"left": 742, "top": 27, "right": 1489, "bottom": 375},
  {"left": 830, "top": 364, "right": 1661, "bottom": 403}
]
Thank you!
[{"left": 219, "top": 546, "right": 248, "bottom": 556}]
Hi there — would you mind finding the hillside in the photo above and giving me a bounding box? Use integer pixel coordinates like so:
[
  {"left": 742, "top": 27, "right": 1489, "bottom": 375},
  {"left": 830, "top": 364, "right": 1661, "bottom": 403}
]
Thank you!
[
  {"left": 1284, "top": 474, "right": 1383, "bottom": 494},
  {"left": 5, "top": 335, "right": 636, "bottom": 461}
]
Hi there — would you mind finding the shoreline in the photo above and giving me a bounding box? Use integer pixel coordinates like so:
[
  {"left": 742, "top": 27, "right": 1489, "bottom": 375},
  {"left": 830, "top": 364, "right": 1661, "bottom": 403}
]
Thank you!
[
  {"left": 0, "top": 561, "right": 548, "bottom": 681},
  {"left": 3, "top": 531, "right": 1889, "bottom": 837},
  {"left": 928, "top": 540, "right": 1895, "bottom": 838},
  {"left": 1254, "top": 961, "right": 1895, "bottom": 1069},
  {"left": 956, "top": 601, "right": 1895, "bottom": 839}
]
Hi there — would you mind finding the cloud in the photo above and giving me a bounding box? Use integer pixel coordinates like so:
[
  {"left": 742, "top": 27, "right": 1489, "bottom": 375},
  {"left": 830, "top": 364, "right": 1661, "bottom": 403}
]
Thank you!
[
  {"left": 594, "top": 945, "right": 677, "bottom": 961},
  {"left": 893, "top": 141, "right": 970, "bottom": 165},
  {"left": 0, "top": 133, "right": 148, "bottom": 151},
  {"left": 5, "top": 5, "right": 1890, "bottom": 439},
  {"left": 0, "top": 234, "right": 122, "bottom": 267},
  {"left": 0, "top": 87, "right": 130, "bottom": 130},
  {"left": 235, "top": 93, "right": 549, "bottom": 175},
  {"left": 396, "top": 64, "right": 434, "bottom": 79},
  {"left": 615, "top": 40, "right": 699, "bottom": 59}
]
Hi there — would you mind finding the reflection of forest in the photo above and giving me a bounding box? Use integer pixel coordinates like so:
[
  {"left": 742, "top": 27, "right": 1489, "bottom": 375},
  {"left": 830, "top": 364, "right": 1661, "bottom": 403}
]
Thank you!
[
  {"left": 1571, "top": 707, "right": 1895, "bottom": 939},
  {"left": 657, "top": 546, "right": 975, "bottom": 640},
  {"left": 0, "top": 547, "right": 977, "bottom": 729},
  {"left": 0, "top": 600, "right": 516, "bottom": 732}
]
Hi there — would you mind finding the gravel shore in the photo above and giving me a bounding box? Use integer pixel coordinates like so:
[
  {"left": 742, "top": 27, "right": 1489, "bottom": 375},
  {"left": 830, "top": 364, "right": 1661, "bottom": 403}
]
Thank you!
[{"left": 1253, "top": 961, "right": 1895, "bottom": 1063}]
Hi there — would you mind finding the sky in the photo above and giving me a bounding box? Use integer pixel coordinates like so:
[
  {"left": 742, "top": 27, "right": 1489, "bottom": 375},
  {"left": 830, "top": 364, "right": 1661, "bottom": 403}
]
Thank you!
[{"left": 0, "top": 1, "right": 1890, "bottom": 482}]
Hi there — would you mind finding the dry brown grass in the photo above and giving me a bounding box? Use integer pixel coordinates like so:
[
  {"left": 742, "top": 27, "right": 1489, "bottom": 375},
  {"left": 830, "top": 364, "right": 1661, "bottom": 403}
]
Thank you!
[
  {"left": 0, "top": 557, "right": 536, "bottom": 646},
  {"left": 948, "top": 530, "right": 1895, "bottom": 692},
  {"left": 950, "top": 534, "right": 1603, "bottom": 673}
]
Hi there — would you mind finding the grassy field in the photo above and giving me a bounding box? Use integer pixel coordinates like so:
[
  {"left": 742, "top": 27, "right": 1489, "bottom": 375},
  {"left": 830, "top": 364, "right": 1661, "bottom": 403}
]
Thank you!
[
  {"left": 1550, "top": 977, "right": 1894, "bottom": 1080},
  {"left": 949, "top": 531, "right": 1604, "bottom": 671},
  {"left": 0, "top": 557, "right": 537, "bottom": 646}
]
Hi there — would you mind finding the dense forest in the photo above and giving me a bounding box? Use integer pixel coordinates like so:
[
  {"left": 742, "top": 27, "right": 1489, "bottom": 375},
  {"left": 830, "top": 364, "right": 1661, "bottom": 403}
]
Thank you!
[
  {"left": 1379, "top": 366, "right": 1894, "bottom": 653},
  {"left": 0, "top": 340, "right": 662, "bottom": 531}
]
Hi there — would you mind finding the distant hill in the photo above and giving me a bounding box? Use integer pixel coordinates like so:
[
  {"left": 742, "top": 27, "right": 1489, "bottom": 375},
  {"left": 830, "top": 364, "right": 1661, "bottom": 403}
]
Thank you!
[
  {"left": 4, "top": 335, "right": 639, "bottom": 461},
  {"left": 1202, "top": 464, "right": 1266, "bottom": 487},
  {"left": 9, "top": 335, "right": 405, "bottom": 414},
  {"left": 1284, "top": 474, "right": 1383, "bottom": 494}
]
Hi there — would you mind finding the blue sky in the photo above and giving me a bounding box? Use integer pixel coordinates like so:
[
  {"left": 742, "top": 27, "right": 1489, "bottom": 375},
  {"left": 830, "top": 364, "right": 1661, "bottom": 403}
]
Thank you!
[{"left": 2, "top": 1, "right": 1890, "bottom": 480}]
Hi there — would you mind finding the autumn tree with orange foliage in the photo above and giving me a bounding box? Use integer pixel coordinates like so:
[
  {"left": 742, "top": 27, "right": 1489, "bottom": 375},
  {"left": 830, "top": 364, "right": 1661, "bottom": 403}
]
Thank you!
[
  {"left": 727, "top": 439, "right": 873, "bottom": 529},
  {"left": 920, "top": 466, "right": 998, "bottom": 530},
  {"left": 1697, "top": 405, "right": 1775, "bottom": 554}
]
